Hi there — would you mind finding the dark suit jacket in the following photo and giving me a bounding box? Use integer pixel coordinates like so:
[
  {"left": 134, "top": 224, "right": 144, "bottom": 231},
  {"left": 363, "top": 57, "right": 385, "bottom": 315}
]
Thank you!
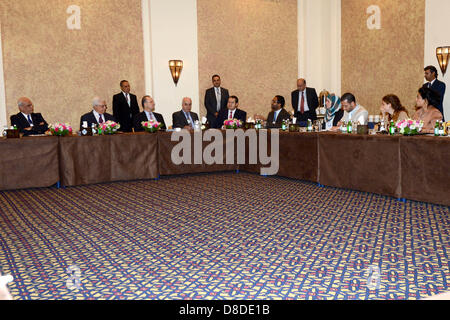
[
  {"left": 172, "top": 110, "right": 199, "bottom": 129},
  {"left": 133, "top": 111, "right": 166, "bottom": 132},
  {"left": 291, "top": 87, "right": 319, "bottom": 120},
  {"left": 215, "top": 108, "right": 247, "bottom": 128},
  {"left": 423, "top": 80, "right": 446, "bottom": 118},
  {"left": 80, "top": 111, "right": 116, "bottom": 131},
  {"left": 266, "top": 108, "right": 291, "bottom": 128},
  {"left": 204, "top": 87, "right": 229, "bottom": 126},
  {"left": 10, "top": 112, "right": 48, "bottom": 136},
  {"left": 112, "top": 92, "right": 140, "bottom": 132}
]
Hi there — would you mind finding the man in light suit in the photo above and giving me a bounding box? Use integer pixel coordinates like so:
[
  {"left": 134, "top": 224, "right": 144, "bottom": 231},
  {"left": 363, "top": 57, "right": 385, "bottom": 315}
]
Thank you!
[
  {"left": 291, "top": 78, "right": 319, "bottom": 123},
  {"left": 204, "top": 75, "right": 230, "bottom": 128},
  {"left": 266, "top": 95, "right": 291, "bottom": 129},
  {"left": 10, "top": 97, "right": 48, "bottom": 136},
  {"left": 133, "top": 96, "right": 166, "bottom": 132},
  {"left": 172, "top": 97, "right": 199, "bottom": 129},
  {"left": 80, "top": 97, "right": 116, "bottom": 130},
  {"left": 338, "top": 93, "right": 369, "bottom": 126},
  {"left": 112, "top": 80, "right": 140, "bottom": 132},
  {"left": 215, "top": 96, "right": 247, "bottom": 128},
  {"left": 423, "top": 65, "right": 446, "bottom": 120}
]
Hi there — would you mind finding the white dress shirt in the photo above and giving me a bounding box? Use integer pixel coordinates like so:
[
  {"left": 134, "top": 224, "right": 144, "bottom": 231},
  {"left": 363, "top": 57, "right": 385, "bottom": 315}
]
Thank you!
[
  {"left": 215, "top": 87, "right": 221, "bottom": 111},
  {"left": 145, "top": 110, "right": 156, "bottom": 121},
  {"left": 298, "top": 90, "right": 310, "bottom": 112},
  {"left": 93, "top": 110, "right": 105, "bottom": 124},
  {"left": 21, "top": 112, "right": 34, "bottom": 127},
  {"left": 227, "top": 109, "right": 236, "bottom": 119},
  {"left": 122, "top": 91, "right": 131, "bottom": 106},
  {"left": 342, "top": 105, "right": 369, "bottom": 125}
]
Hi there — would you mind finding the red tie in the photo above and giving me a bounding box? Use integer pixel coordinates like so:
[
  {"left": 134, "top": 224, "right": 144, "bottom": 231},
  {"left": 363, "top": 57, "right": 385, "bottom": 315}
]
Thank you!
[
  {"left": 229, "top": 111, "right": 233, "bottom": 119},
  {"left": 300, "top": 91, "right": 305, "bottom": 114}
]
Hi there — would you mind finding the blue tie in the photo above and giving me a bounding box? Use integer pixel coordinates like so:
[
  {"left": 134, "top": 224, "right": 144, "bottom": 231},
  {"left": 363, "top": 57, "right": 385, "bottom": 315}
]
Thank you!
[
  {"left": 27, "top": 114, "right": 33, "bottom": 125},
  {"left": 185, "top": 112, "right": 193, "bottom": 127}
]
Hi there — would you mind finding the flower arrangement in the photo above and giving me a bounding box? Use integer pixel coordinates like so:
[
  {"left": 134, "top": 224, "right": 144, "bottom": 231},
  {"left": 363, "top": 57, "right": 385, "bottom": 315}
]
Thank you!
[
  {"left": 395, "top": 119, "right": 424, "bottom": 135},
  {"left": 141, "top": 120, "right": 162, "bottom": 133},
  {"left": 98, "top": 120, "right": 120, "bottom": 135},
  {"left": 49, "top": 123, "right": 72, "bottom": 136},
  {"left": 223, "top": 118, "right": 243, "bottom": 129}
]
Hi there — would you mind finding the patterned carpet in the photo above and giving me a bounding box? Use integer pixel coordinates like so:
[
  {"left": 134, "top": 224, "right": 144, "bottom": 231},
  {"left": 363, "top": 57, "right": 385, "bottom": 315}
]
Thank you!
[{"left": 0, "top": 172, "right": 449, "bottom": 300}]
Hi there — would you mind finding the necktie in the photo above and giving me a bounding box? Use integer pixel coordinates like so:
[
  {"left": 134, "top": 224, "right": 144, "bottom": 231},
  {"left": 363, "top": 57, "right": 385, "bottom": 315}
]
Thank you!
[
  {"left": 229, "top": 110, "right": 233, "bottom": 119},
  {"left": 300, "top": 91, "right": 305, "bottom": 114},
  {"left": 27, "top": 114, "right": 33, "bottom": 125},
  {"left": 428, "top": 82, "right": 431, "bottom": 88},
  {"left": 273, "top": 111, "right": 278, "bottom": 123},
  {"left": 185, "top": 112, "right": 193, "bottom": 128},
  {"left": 216, "top": 88, "right": 221, "bottom": 112},
  {"left": 99, "top": 114, "right": 104, "bottom": 124},
  {"left": 126, "top": 93, "right": 130, "bottom": 106}
]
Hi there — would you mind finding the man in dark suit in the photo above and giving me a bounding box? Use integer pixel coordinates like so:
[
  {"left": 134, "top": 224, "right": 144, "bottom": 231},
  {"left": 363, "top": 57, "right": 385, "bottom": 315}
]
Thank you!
[
  {"left": 204, "top": 75, "right": 229, "bottom": 128},
  {"left": 133, "top": 95, "right": 166, "bottom": 132},
  {"left": 423, "top": 65, "right": 446, "bottom": 120},
  {"left": 291, "top": 78, "right": 319, "bottom": 123},
  {"left": 215, "top": 96, "right": 247, "bottom": 128},
  {"left": 172, "top": 97, "right": 199, "bottom": 129},
  {"left": 112, "top": 80, "right": 140, "bottom": 132},
  {"left": 266, "top": 95, "right": 291, "bottom": 129},
  {"left": 80, "top": 97, "right": 116, "bottom": 130},
  {"left": 10, "top": 97, "right": 49, "bottom": 136}
]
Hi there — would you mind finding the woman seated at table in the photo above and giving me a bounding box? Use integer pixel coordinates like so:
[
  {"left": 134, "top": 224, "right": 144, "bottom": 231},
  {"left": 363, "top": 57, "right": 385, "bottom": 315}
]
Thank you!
[
  {"left": 322, "top": 94, "right": 343, "bottom": 130},
  {"left": 413, "top": 87, "right": 443, "bottom": 133},
  {"left": 380, "top": 94, "right": 409, "bottom": 124}
]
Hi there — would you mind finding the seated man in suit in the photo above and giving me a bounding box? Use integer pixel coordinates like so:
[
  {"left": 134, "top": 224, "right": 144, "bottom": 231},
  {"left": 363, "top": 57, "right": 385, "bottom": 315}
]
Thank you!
[
  {"left": 337, "top": 93, "right": 369, "bottom": 126},
  {"left": 10, "top": 97, "right": 49, "bottom": 136},
  {"left": 133, "top": 95, "right": 166, "bottom": 132},
  {"left": 291, "top": 78, "right": 319, "bottom": 123},
  {"left": 423, "top": 65, "right": 446, "bottom": 120},
  {"left": 112, "top": 80, "right": 140, "bottom": 132},
  {"left": 80, "top": 97, "right": 116, "bottom": 130},
  {"left": 215, "top": 95, "right": 247, "bottom": 128},
  {"left": 172, "top": 97, "right": 199, "bottom": 129},
  {"left": 266, "top": 95, "right": 291, "bottom": 128}
]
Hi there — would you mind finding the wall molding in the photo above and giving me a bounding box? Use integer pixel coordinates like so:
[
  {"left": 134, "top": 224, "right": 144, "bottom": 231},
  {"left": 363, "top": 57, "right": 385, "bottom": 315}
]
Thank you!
[
  {"left": 142, "top": 0, "right": 153, "bottom": 97},
  {"left": 0, "top": 20, "right": 7, "bottom": 128}
]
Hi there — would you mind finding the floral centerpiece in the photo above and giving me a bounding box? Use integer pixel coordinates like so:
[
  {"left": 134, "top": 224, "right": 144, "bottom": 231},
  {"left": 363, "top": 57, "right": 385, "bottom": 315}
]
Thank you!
[
  {"left": 141, "top": 120, "right": 162, "bottom": 133},
  {"left": 49, "top": 123, "right": 72, "bottom": 136},
  {"left": 98, "top": 120, "right": 120, "bottom": 135},
  {"left": 395, "top": 119, "right": 424, "bottom": 135},
  {"left": 224, "top": 118, "right": 243, "bottom": 129}
]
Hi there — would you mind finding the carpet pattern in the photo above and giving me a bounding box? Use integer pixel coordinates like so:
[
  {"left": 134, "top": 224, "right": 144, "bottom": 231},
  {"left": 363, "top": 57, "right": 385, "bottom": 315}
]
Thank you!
[{"left": 0, "top": 172, "right": 449, "bottom": 300}]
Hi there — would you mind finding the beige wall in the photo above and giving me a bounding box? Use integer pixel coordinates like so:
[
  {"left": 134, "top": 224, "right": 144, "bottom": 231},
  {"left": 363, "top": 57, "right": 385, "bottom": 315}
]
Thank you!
[
  {"left": 197, "top": 0, "right": 298, "bottom": 120},
  {"left": 342, "top": 0, "right": 425, "bottom": 115},
  {"left": 0, "top": 0, "right": 145, "bottom": 129}
]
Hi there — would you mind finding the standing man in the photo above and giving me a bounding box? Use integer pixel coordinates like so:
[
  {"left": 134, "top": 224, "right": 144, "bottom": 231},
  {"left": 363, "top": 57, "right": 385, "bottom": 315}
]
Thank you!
[
  {"left": 204, "top": 74, "right": 229, "bottom": 128},
  {"left": 10, "top": 97, "right": 49, "bottom": 136},
  {"left": 423, "top": 65, "right": 446, "bottom": 120},
  {"left": 215, "top": 96, "right": 247, "bottom": 128},
  {"left": 172, "top": 97, "right": 199, "bottom": 129},
  {"left": 112, "top": 80, "right": 140, "bottom": 132},
  {"left": 291, "top": 78, "right": 319, "bottom": 123}
]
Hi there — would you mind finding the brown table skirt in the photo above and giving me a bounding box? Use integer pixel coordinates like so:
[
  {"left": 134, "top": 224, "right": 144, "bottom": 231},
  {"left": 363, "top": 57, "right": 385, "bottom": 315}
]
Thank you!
[{"left": 0, "top": 136, "right": 59, "bottom": 190}]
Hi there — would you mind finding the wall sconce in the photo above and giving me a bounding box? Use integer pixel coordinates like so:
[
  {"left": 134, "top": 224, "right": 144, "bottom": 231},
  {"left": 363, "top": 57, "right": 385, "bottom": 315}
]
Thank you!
[
  {"left": 436, "top": 47, "right": 450, "bottom": 76},
  {"left": 169, "top": 60, "right": 183, "bottom": 86}
]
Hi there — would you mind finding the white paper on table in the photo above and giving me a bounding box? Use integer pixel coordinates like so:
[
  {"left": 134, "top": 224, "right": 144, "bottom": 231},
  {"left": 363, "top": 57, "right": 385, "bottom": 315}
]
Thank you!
[
  {"left": 201, "top": 116, "right": 207, "bottom": 124},
  {"left": 292, "top": 117, "right": 297, "bottom": 124}
]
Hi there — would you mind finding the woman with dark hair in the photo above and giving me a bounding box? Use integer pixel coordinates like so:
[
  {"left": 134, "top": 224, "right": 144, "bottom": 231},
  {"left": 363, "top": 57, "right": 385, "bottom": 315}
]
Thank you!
[
  {"left": 380, "top": 94, "right": 409, "bottom": 124},
  {"left": 413, "top": 87, "right": 443, "bottom": 133}
]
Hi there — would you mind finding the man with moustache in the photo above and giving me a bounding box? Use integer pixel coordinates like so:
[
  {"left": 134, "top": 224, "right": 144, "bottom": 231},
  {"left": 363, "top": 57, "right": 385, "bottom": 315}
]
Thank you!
[
  {"left": 133, "top": 96, "right": 166, "bottom": 131},
  {"left": 266, "top": 95, "right": 291, "bottom": 129}
]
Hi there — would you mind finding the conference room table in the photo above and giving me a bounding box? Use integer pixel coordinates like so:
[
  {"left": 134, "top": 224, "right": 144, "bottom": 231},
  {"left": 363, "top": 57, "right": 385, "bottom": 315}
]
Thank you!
[{"left": 0, "top": 130, "right": 449, "bottom": 206}]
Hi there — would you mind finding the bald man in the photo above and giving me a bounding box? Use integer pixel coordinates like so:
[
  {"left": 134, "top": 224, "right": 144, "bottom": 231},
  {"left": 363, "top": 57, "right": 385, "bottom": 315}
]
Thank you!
[
  {"left": 80, "top": 97, "right": 116, "bottom": 130},
  {"left": 291, "top": 78, "right": 319, "bottom": 123},
  {"left": 10, "top": 97, "right": 49, "bottom": 136},
  {"left": 172, "top": 97, "right": 199, "bottom": 129}
]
